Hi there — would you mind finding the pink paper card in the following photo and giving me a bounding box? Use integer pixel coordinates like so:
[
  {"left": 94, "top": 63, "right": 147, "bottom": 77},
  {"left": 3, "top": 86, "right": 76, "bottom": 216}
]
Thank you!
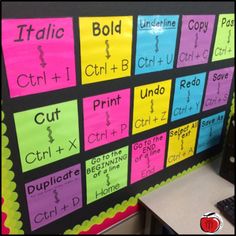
[
  {"left": 83, "top": 89, "right": 130, "bottom": 150},
  {"left": 2, "top": 18, "right": 76, "bottom": 98},
  {"left": 131, "top": 132, "right": 166, "bottom": 184}
]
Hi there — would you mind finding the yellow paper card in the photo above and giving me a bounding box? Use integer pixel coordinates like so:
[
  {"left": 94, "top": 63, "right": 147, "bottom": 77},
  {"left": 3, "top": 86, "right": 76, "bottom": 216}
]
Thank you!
[
  {"left": 79, "top": 16, "right": 133, "bottom": 84},
  {"left": 166, "top": 120, "right": 198, "bottom": 167},
  {"left": 212, "top": 14, "right": 234, "bottom": 61},
  {"left": 132, "top": 80, "right": 171, "bottom": 134}
]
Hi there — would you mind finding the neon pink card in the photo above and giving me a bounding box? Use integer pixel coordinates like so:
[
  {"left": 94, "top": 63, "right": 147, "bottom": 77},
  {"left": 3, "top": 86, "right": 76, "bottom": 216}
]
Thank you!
[
  {"left": 2, "top": 18, "right": 76, "bottom": 98},
  {"left": 131, "top": 132, "right": 166, "bottom": 184},
  {"left": 83, "top": 89, "right": 130, "bottom": 150}
]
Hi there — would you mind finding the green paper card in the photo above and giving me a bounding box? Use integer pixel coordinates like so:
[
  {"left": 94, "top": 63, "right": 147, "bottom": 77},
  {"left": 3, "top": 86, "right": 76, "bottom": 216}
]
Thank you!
[
  {"left": 86, "top": 146, "right": 129, "bottom": 204},
  {"left": 212, "top": 14, "right": 234, "bottom": 61},
  {"left": 14, "top": 100, "right": 80, "bottom": 172}
]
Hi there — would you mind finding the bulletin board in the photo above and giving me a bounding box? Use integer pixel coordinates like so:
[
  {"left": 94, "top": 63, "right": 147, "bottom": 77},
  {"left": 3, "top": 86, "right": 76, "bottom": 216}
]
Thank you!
[{"left": 1, "top": 1, "right": 235, "bottom": 235}]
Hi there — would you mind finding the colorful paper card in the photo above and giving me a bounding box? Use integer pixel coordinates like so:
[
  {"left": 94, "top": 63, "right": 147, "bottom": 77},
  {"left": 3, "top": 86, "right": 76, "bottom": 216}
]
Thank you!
[
  {"left": 130, "top": 132, "right": 166, "bottom": 184},
  {"left": 166, "top": 120, "right": 198, "bottom": 167},
  {"left": 79, "top": 16, "right": 133, "bottom": 84},
  {"left": 1, "top": 3, "right": 235, "bottom": 235},
  {"left": 1, "top": 18, "right": 76, "bottom": 98},
  {"left": 86, "top": 146, "right": 128, "bottom": 204},
  {"left": 203, "top": 67, "right": 234, "bottom": 111},
  {"left": 83, "top": 89, "right": 130, "bottom": 150},
  {"left": 197, "top": 111, "right": 225, "bottom": 153},
  {"left": 177, "top": 15, "right": 215, "bottom": 68},
  {"left": 132, "top": 80, "right": 171, "bottom": 134},
  {"left": 212, "top": 14, "right": 234, "bottom": 61},
  {"left": 171, "top": 72, "right": 206, "bottom": 121},
  {"left": 135, "top": 15, "right": 179, "bottom": 75},
  {"left": 25, "top": 163, "right": 82, "bottom": 231},
  {"left": 14, "top": 100, "right": 80, "bottom": 172}
]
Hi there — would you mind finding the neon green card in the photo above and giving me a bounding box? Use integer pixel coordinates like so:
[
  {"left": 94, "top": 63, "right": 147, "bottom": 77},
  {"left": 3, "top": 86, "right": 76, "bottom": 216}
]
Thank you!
[
  {"left": 212, "top": 14, "right": 234, "bottom": 61},
  {"left": 14, "top": 100, "right": 80, "bottom": 172},
  {"left": 86, "top": 146, "right": 128, "bottom": 204}
]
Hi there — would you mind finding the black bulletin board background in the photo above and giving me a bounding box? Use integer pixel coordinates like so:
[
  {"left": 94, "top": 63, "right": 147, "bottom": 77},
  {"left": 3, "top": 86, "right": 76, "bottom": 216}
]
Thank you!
[{"left": 1, "top": 1, "right": 235, "bottom": 234}]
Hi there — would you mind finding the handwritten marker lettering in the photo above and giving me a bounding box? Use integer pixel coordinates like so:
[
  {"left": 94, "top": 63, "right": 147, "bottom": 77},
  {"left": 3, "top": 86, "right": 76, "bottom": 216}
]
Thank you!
[
  {"left": 86, "top": 147, "right": 128, "bottom": 204},
  {"left": 203, "top": 67, "right": 234, "bottom": 111},
  {"left": 105, "top": 40, "right": 111, "bottom": 59},
  {"left": 13, "top": 23, "right": 65, "bottom": 42},
  {"left": 177, "top": 15, "right": 215, "bottom": 68},
  {"left": 135, "top": 15, "right": 179, "bottom": 75},
  {"left": 37, "top": 45, "right": 47, "bottom": 68},
  {"left": 197, "top": 112, "right": 225, "bottom": 153},
  {"left": 47, "top": 126, "right": 54, "bottom": 144},
  {"left": 1, "top": 18, "right": 76, "bottom": 98},
  {"left": 106, "top": 174, "right": 110, "bottom": 186},
  {"left": 227, "top": 30, "right": 231, "bottom": 44},
  {"left": 66, "top": 67, "right": 70, "bottom": 81},
  {"left": 83, "top": 89, "right": 130, "bottom": 150},
  {"left": 155, "top": 35, "right": 159, "bottom": 53},
  {"left": 80, "top": 16, "right": 132, "bottom": 84},
  {"left": 14, "top": 100, "right": 80, "bottom": 172},
  {"left": 147, "top": 156, "right": 151, "bottom": 168},
  {"left": 171, "top": 73, "right": 206, "bottom": 121},
  {"left": 212, "top": 14, "right": 234, "bottom": 61},
  {"left": 187, "top": 90, "right": 191, "bottom": 103},
  {"left": 217, "top": 82, "right": 220, "bottom": 95},
  {"left": 150, "top": 99, "right": 154, "bottom": 113},
  {"left": 167, "top": 121, "right": 198, "bottom": 167},
  {"left": 133, "top": 80, "right": 171, "bottom": 134},
  {"left": 181, "top": 139, "right": 184, "bottom": 150},
  {"left": 53, "top": 189, "right": 60, "bottom": 204},
  {"left": 194, "top": 33, "right": 198, "bottom": 48},
  {"left": 106, "top": 111, "right": 111, "bottom": 126},
  {"left": 131, "top": 133, "right": 166, "bottom": 184},
  {"left": 25, "top": 164, "right": 82, "bottom": 231}
]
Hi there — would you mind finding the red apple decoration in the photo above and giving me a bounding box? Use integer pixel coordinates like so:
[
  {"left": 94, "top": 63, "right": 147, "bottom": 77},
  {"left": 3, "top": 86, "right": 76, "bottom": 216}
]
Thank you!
[{"left": 200, "top": 214, "right": 221, "bottom": 233}]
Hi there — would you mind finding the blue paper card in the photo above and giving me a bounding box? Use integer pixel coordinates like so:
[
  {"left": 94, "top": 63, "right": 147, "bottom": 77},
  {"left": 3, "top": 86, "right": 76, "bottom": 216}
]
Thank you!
[
  {"left": 197, "top": 111, "right": 225, "bottom": 153},
  {"left": 171, "top": 72, "right": 206, "bottom": 121},
  {"left": 135, "top": 15, "right": 179, "bottom": 75}
]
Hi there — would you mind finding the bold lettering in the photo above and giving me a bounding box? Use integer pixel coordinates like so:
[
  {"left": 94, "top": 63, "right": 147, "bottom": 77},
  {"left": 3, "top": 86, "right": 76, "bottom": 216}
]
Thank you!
[
  {"left": 14, "top": 24, "right": 27, "bottom": 42},
  {"left": 34, "top": 112, "right": 45, "bottom": 125},
  {"left": 92, "top": 22, "right": 101, "bottom": 36}
]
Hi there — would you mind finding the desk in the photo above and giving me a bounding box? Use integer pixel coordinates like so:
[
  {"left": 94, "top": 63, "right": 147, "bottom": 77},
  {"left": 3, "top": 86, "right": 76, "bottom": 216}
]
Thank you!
[{"left": 139, "top": 157, "right": 235, "bottom": 234}]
